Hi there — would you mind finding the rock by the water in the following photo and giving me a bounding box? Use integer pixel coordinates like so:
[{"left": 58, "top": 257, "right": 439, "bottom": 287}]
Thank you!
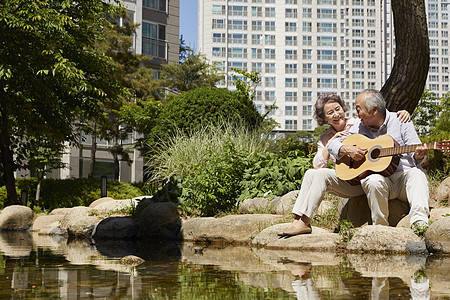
[
  {"left": 59, "top": 207, "right": 100, "bottom": 237},
  {"left": 93, "top": 217, "right": 139, "bottom": 240},
  {"left": 119, "top": 255, "right": 145, "bottom": 266},
  {"left": 275, "top": 191, "right": 299, "bottom": 215},
  {"left": 238, "top": 197, "right": 277, "bottom": 214},
  {"left": 347, "top": 225, "right": 427, "bottom": 254},
  {"left": 139, "top": 202, "right": 180, "bottom": 239},
  {"left": 252, "top": 223, "right": 341, "bottom": 251},
  {"left": 31, "top": 214, "right": 64, "bottom": 232},
  {"left": 0, "top": 205, "right": 33, "bottom": 230},
  {"left": 339, "top": 196, "right": 410, "bottom": 227},
  {"left": 433, "top": 177, "right": 450, "bottom": 204},
  {"left": 180, "top": 214, "right": 285, "bottom": 245},
  {"left": 425, "top": 216, "right": 450, "bottom": 254}
]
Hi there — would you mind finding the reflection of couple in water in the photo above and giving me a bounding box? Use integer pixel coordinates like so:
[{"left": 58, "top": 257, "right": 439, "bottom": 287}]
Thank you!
[{"left": 282, "top": 261, "right": 430, "bottom": 300}]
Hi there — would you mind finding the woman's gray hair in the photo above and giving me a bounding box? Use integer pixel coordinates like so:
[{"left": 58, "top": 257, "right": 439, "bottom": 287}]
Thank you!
[
  {"left": 314, "top": 92, "right": 348, "bottom": 126},
  {"left": 361, "top": 89, "right": 386, "bottom": 115}
]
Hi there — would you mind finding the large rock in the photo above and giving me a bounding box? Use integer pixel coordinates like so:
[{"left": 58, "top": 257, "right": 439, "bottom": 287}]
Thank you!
[
  {"left": 139, "top": 202, "right": 181, "bottom": 239},
  {"left": 424, "top": 216, "right": 450, "bottom": 254},
  {"left": 238, "top": 197, "right": 276, "bottom": 214},
  {"left": 339, "top": 196, "right": 410, "bottom": 227},
  {"left": 347, "top": 225, "right": 427, "bottom": 254},
  {"left": 90, "top": 198, "right": 140, "bottom": 213},
  {"left": 31, "top": 214, "right": 64, "bottom": 232},
  {"left": 433, "top": 176, "right": 450, "bottom": 205},
  {"left": 396, "top": 207, "right": 450, "bottom": 228},
  {"left": 92, "top": 217, "right": 139, "bottom": 240},
  {"left": 0, "top": 205, "right": 33, "bottom": 230},
  {"left": 88, "top": 197, "right": 115, "bottom": 208},
  {"left": 275, "top": 191, "right": 299, "bottom": 215},
  {"left": 180, "top": 214, "right": 285, "bottom": 245},
  {"left": 59, "top": 206, "right": 101, "bottom": 238},
  {"left": 252, "top": 223, "right": 341, "bottom": 251}
]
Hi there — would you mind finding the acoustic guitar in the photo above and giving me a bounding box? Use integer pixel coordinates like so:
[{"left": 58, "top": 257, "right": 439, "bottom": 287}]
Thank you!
[{"left": 335, "top": 134, "right": 450, "bottom": 185}]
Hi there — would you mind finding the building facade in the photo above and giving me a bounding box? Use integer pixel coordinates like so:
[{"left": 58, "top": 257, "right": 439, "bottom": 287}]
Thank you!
[
  {"left": 16, "top": 0, "right": 180, "bottom": 183},
  {"left": 198, "top": 0, "right": 449, "bottom": 133}
]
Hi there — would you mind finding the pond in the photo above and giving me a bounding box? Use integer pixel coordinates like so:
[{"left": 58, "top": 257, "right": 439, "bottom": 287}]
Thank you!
[{"left": 0, "top": 231, "right": 449, "bottom": 299}]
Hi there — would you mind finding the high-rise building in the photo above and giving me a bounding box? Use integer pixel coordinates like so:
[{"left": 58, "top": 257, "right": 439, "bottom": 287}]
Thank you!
[
  {"left": 16, "top": 0, "right": 180, "bottom": 183},
  {"left": 198, "top": 0, "right": 448, "bottom": 133}
]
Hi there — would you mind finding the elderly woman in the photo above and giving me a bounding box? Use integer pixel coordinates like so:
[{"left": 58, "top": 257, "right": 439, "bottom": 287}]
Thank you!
[{"left": 278, "top": 93, "right": 410, "bottom": 237}]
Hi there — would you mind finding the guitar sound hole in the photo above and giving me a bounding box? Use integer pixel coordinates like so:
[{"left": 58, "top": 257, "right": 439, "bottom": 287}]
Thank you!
[{"left": 371, "top": 148, "right": 381, "bottom": 159}]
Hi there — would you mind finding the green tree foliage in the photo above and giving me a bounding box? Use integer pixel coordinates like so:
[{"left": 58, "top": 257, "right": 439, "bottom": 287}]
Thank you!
[
  {"left": 0, "top": 0, "right": 126, "bottom": 205},
  {"left": 159, "top": 51, "right": 223, "bottom": 94},
  {"left": 149, "top": 87, "right": 264, "bottom": 146}
]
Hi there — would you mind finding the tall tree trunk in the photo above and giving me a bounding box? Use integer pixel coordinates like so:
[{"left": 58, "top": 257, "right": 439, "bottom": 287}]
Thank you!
[
  {"left": 112, "top": 134, "right": 120, "bottom": 181},
  {"left": 0, "top": 109, "right": 18, "bottom": 206},
  {"left": 88, "top": 125, "right": 97, "bottom": 179},
  {"left": 35, "top": 172, "right": 43, "bottom": 207},
  {"left": 381, "top": 0, "right": 429, "bottom": 113}
]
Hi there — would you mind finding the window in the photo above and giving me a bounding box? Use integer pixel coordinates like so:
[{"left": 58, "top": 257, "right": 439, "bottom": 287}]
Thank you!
[
  {"left": 229, "top": 33, "right": 247, "bottom": 44},
  {"left": 352, "top": 19, "right": 364, "bottom": 27},
  {"left": 317, "top": 9, "right": 336, "bottom": 19},
  {"left": 252, "top": 48, "right": 262, "bottom": 59},
  {"left": 264, "top": 35, "right": 275, "bottom": 45},
  {"left": 285, "top": 106, "right": 298, "bottom": 116},
  {"left": 228, "top": 61, "right": 247, "bottom": 70},
  {"left": 264, "top": 77, "right": 276, "bottom": 87},
  {"left": 285, "top": 120, "right": 298, "bottom": 130},
  {"left": 352, "top": 71, "right": 364, "bottom": 79},
  {"left": 318, "top": 64, "right": 337, "bottom": 74},
  {"left": 302, "top": 119, "right": 312, "bottom": 130},
  {"left": 143, "top": 0, "right": 167, "bottom": 12},
  {"left": 317, "top": 50, "right": 336, "bottom": 60},
  {"left": 212, "top": 19, "right": 225, "bottom": 29},
  {"left": 252, "top": 21, "right": 263, "bottom": 31},
  {"left": 302, "top": 63, "right": 312, "bottom": 74},
  {"left": 302, "top": 36, "right": 312, "bottom": 46},
  {"left": 302, "top": 78, "right": 312, "bottom": 88},
  {"left": 228, "top": 48, "right": 247, "bottom": 58},
  {"left": 317, "top": 36, "right": 335, "bottom": 46},
  {"left": 352, "top": 50, "right": 364, "bottom": 58},
  {"left": 142, "top": 22, "right": 166, "bottom": 59},
  {"left": 317, "top": 22, "right": 336, "bottom": 33},
  {"left": 302, "top": 22, "right": 312, "bottom": 32},
  {"left": 265, "top": 49, "right": 275, "bottom": 59},
  {"left": 302, "top": 105, "right": 313, "bottom": 116},
  {"left": 285, "top": 0, "right": 297, "bottom": 3},
  {"left": 302, "top": 8, "right": 312, "bottom": 18},
  {"left": 212, "top": 47, "right": 226, "bottom": 57},
  {"left": 285, "top": 91, "right": 297, "bottom": 101},
  {"left": 265, "top": 63, "right": 276, "bottom": 73},
  {"left": 212, "top": 5, "right": 226, "bottom": 15},
  {"left": 252, "top": 6, "right": 262, "bottom": 17},
  {"left": 317, "top": 78, "right": 337, "bottom": 88},
  {"left": 285, "top": 64, "right": 297, "bottom": 74},
  {"left": 285, "top": 77, "right": 298, "bottom": 87},
  {"left": 265, "top": 91, "right": 276, "bottom": 101},
  {"left": 352, "top": 60, "right": 364, "bottom": 68},
  {"left": 265, "top": 21, "right": 276, "bottom": 31},
  {"left": 302, "top": 49, "right": 312, "bottom": 60},
  {"left": 302, "top": 91, "right": 312, "bottom": 102},
  {"left": 252, "top": 34, "right": 262, "bottom": 45},
  {"left": 265, "top": 7, "right": 276, "bottom": 17},
  {"left": 213, "top": 33, "right": 225, "bottom": 43},
  {"left": 229, "top": 6, "right": 247, "bottom": 16},
  {"left": 286, "top": 36, "right": 298, "bottom": 46},
  {"left": 252, "top": 62, "right": 262, "bottom": 72},
  {"left": 228, "top": 20, "right": 247, "bottom": 30},
  {"left": 285, "top": 8, "right": 297, "bottom": 18},
  {"left": 285, "top": 22, "right": 297, "bottom": 32},
  {"left": 285, "top": 50, "right": 298, "bottom": 60}
]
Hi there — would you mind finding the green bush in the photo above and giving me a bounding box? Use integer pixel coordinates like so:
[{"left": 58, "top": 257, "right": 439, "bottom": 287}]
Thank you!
[
  {"left": 238, "top": 150, "right": 313, "bottom": 201},
  {"left": 0, "top": 178, "right": 144, "bottom": 210}
]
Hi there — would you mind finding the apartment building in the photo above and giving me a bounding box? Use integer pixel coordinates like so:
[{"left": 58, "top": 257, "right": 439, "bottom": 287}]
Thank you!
[
  {"left": 16, "top": 0, "right": 180, "bottom": 183},
  {"left": 199, "top": 0, "right": 449, "bottom": 133}
]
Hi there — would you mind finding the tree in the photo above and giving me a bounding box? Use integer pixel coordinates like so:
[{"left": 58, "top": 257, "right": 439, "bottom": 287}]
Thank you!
[
  {"left": 381, "top": 0, "right": 429, "bottom": 113},
  {"left": 0, "top": 0, "right": 126, "bottom": 205},
  {"left": 159, "top": 51, "right": 223, "bottom": 94}
]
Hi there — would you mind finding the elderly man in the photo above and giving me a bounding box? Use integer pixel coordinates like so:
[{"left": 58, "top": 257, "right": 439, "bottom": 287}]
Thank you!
[{"left": 328, "top": 89, "right": 429, "bottom": 231}]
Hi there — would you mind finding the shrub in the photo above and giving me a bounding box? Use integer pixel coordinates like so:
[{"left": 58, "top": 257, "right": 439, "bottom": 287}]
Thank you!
[{"left": 238, "top": 150, "right": 313, "bottom": 201}]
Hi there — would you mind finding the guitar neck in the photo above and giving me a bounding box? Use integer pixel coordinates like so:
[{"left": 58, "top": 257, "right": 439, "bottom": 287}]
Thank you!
[{"left": 380, "top": 142, "right": 436, "bottom": 157}]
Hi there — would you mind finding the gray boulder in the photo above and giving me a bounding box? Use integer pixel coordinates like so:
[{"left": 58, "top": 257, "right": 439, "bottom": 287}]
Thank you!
[
  {"left": 92, "top": 217, "right": 139, "bottom": 240},
  {"left": 347, "top": 225, "right": 427, "bottom": 254},
  {"left": 397, "top": 207, "right": 450, "bottom": 228},
  {"left": 139, "top": 202, "right": 181, "bottom": 239},
  {"left": 252, "top": 223, "right": 341, "bottom": 251},
  {"left": 60, "top": 207, "right": 100, "bottom": 238},
  {"left": 0, "top": 205, "right": 33, "bottom": 230},
  {"left": 425, "top": 216, "right": 450, "bottom": 254},
  {"left": 238, "top": 197, "right": 278, "bottom": 214},
  {"left": 180, "top": 214, "right": 285, "bottom": 245},
  {"left": 339, "top": 196, "right": 410, "bottom": 227},
  {"left": 31, "top": 214, "right": 64, "bottom": 232},
  {"left": 275, "top": 190, "right": 299, "bottom": 215},
  {"left": 433, "top": 177, "right": 450, "bottom": 206}
]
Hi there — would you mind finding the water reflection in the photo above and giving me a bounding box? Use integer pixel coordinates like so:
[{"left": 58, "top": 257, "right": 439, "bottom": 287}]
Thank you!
[{"left": 0, "top": 231, "right": 448, "bottom": 299}]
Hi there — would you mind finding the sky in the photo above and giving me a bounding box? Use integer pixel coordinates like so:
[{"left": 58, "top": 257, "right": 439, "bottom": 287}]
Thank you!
[{"left": 180, "top": 0, "right": 199, "bottom": 51}]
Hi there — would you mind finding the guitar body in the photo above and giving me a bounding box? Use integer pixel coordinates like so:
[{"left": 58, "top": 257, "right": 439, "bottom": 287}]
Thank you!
[{"left": 335, "top": 134, "right": 400, "bottom": 185}]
